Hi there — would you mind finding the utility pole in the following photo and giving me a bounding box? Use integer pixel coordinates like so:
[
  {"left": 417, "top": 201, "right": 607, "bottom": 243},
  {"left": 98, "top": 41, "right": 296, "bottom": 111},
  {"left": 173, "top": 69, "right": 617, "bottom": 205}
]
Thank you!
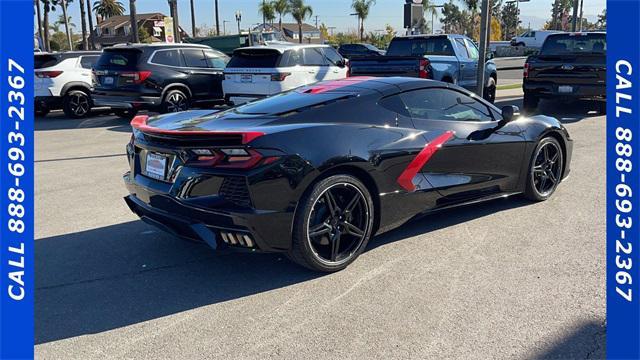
[
  {"left": 190, "top": 0, "right": 196, "bottom": 37},
  {"left": 476, "top": 0, "right": 490, "bottom": 96},
  {"left": 130, "top": 0, "right": 139, "bottom": 43},
  {"left": 262, "top": 0, "right": 266, "bottom": 26},
  {"left": 571, "top": 0, "right": 579, "bottom": 31},
  {"left": 314, "top": 15, "right": 319, "bottom": 29},
  {"left": 215, "top": 0, "right": 220, "bottom": 35},
  {"left": 578, "top": 0, "right": 584, "bottom": 31}
]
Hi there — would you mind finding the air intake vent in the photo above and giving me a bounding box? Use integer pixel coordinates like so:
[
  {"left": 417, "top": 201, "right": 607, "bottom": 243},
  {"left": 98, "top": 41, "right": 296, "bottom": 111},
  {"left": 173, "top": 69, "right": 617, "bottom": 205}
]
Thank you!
[{"left": 219, "top": 176, "right": 251, "bottom": 207}]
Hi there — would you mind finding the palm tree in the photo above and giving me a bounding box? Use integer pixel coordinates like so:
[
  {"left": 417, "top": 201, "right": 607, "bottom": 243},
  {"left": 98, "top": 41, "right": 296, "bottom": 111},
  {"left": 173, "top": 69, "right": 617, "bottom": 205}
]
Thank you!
[
  {"left": 259, "top": 1, "right": 276, "bottom": 26},
  {"left": 351, "top": 0, "right": 375, "bottom": 41},
  {"left": 273, "top": 0, "right": 289, "bottom": 31},
  {"left": 60, "top": 0, "right": 73, "bottom": 50},
  {"left": 288, "top": 0, "right": 312, "bottom": 43},
  {"left": 41, "top": 0, "right": 55, "bottom": 51},
  {"left": 86, "top": 0, "right": 95, "bottom": 49},
  {"left": 79, "top": 0, "right": 88, "bottom": 49},
  {"left": 93, "top": 0, "right": 125, "bottom": 20},
  {"left": 35, "top": 0, "right": 44, "bottom": 49}
]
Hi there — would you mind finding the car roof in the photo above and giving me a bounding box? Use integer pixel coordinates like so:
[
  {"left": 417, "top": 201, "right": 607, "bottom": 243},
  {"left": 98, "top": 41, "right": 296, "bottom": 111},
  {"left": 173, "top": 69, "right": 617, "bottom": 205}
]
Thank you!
[
  {"left": 296, "top": 76, "right": 443, "bottom": 96},
  {"left": 234, "top": 43, "right": 332, "bottom": 54},
  {"left": 109, "top": 43, "right": 211, "bottom": 50},
  {"left": 35, "top": 51, "right": 102, "bottom": 56}
]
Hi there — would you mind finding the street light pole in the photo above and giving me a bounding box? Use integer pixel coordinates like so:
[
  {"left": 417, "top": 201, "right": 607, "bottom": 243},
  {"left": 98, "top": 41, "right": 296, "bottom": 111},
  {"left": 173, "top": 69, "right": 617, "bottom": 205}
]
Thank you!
[
  {"left": 476, "top": 0, "right": 490, "bottom": 96},
  {"left": 235, "top": 11, "right": 242, "bottom": 35}
]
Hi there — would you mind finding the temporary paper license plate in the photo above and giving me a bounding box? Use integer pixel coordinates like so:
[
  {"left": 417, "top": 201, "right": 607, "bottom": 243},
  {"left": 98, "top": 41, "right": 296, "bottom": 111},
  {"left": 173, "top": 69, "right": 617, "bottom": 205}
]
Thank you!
[
  {"left": 145, "top": 153, "right": 167, "bottom": 180},
  {"left": 558, "top": 85, "right": 573, "bottom": 93}
]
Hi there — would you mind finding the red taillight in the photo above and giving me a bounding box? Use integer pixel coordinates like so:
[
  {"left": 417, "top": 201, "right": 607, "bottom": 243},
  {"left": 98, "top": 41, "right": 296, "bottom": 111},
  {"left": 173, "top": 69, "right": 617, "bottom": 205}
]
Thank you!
[
  {"left": 419, "top": 59, "right": 431, "bottom": 79},
  {"left": 190, "top": 148, "right": 275, "bottom": 169},
  {"left": 271, "top": 72, "right": 291, "bottom": 81},
  {"left": 36, "top": 70, "right": 63, "bottom": 78},
  {"left": 121, "top": 71, "right": 152, "bottom": 84},
  {"left": 523, "top": 63, "right": 530, "bottom": 79}
]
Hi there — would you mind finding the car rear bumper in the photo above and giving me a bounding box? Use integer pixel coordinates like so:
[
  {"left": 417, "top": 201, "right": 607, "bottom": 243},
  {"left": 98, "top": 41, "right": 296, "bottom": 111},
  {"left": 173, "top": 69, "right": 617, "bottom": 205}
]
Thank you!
[
  {"left": 35, "top": 96, "right": 62, "bottom": 110},
  {"left": 524, "top": 81, "right": 606, "bottom": 100},
  {"left": 123, "top": 171, "right": 294, "bottom": 252},
  {"left": 92, "top": 92, "right": 162, "bottom": 109}
]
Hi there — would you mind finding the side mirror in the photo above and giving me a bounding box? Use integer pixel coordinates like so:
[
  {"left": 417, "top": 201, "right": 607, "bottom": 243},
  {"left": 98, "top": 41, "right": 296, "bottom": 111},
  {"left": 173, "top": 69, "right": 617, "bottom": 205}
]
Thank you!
[
  {"left": 501, "top": 105, "right": 520, "bottom": 122},
  {"left": 336, "top": 59, "right": 347, "bottom": 68},
  {"left": 486, "top": 51, "right": 495, "bottom": 60}
]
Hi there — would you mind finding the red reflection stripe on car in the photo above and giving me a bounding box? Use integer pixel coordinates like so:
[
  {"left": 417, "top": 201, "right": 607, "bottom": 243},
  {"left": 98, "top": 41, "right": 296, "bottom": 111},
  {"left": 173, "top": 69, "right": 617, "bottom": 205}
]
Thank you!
[
  {"left": 397, "top": 131, "right": 454, "bottom": 192},
  {"left": 298, "top": 76, "right": 377, "bottom": 94},
  {"left": 130, "top": 115, "right": 265, "bottom": 144}
]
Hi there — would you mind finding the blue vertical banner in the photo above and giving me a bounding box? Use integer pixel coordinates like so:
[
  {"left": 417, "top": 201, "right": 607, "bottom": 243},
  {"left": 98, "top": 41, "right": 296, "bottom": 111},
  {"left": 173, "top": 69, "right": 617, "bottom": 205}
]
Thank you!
[
  {"left": 607, "top": 0, "right": 640, "bottom": 358},
  {"left": 0, "top": 0, "right": 35, "bottom": 359}
]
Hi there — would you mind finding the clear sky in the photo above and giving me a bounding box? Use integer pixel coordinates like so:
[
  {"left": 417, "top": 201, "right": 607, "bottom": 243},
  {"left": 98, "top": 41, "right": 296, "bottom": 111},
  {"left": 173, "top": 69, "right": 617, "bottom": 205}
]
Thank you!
[{"left": 43, "top": 0, "right": 606, "bottom": 35}]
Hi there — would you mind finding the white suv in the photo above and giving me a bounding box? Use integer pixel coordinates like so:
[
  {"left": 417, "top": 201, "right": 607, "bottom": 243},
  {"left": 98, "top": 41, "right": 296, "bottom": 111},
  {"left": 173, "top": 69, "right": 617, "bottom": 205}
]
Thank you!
[
  {"left": 222, "top": 44, "right": 348, "bottom": 105},
  {"left": 35, "top": 51, "right": 101, "bottom": 118}
]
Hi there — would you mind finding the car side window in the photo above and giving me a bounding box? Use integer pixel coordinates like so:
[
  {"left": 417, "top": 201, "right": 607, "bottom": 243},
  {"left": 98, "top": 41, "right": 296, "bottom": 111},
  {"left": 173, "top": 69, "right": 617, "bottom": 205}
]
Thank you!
[
  {"left": 322, "top": 47, "right": 343, "bottom": 66},
  {"left": 464, "top": 39, "right": 479, "bottom": 60},
  {"left": 205, "top": 50, "right": 228, "bottom": 68},
  {"left": 303, "top": 48, "right": 327, "bottom": 66},
  {"left": 455, "top": 38, "right": 470, "bottom": 58},
  {"left": 182, "top": 49, "right": 208, "bottom": 68},
  {"left": 80, "top": 55, "right": 99, "bottom": 69},
  {"left": 400, "top": 88, "right": 494, "bottom": 122},
  {"left": 530, "top": 31, "right": 536, "bottom": 37},
  {"left": 281, "top": 49, "right": 302, "bottom": 66},
  {"left": 151, "top": 49, "right": 183, "bottom": 67},
  {"left": 378, "top": 95, "right": 410, "bottom": 117}
]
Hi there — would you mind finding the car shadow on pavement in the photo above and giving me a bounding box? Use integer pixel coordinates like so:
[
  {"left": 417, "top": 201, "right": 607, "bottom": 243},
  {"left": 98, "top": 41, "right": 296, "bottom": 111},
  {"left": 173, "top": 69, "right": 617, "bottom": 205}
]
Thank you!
[
  {"left": 368, "top": 195, "right": 530, "bottom": 251},
  {"left": 36, "top": 196, "right": 533, "bottom": 345},
  {"left": 35, "top": 220, "right": 320, "bottom": 344},
  {"left": 494, "top": 98, "right": 603, "bottom": 124},
  {"left": 532, "top": 320, "right": 606, "bottom": 359},
  {"left": 36, "top": 111, "right": 132, "bottom": 133}
]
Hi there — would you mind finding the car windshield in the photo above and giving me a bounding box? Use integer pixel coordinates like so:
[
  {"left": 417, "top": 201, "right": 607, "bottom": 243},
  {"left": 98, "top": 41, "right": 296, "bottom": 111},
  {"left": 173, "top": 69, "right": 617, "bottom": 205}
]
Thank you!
[
  {"left": 224, "top": 90, "right": 355, "bottom": 115},
  {"left": 540, "top": 33, "right": 606, "bottom": 55},
  {"left": 96, "top": 49, "right": 141, "bottom": 69},
  {"left": 227, "top": 49, "right": 282, "bottom": 68},
  {"left": 386, "top": 37, "right": 454, "bottom": 56}
]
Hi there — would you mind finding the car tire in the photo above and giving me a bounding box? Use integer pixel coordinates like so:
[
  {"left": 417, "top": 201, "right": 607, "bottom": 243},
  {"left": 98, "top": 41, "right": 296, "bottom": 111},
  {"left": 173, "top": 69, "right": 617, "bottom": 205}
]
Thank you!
[
  {"left": 483, "top": 77, "right": 497, "bottom": 103},
  {"left": 114, "top": 109, "right": 139, "bottom": 120},
  {"left": 288, "top": 174, "right": 375, "bottom": 272},
  {"left": 62, "top": 90, "right": 92, "bottom": 118},
  {"left": 161, "top": 89, "right": 190, "bottom": 113},
  {"left": 35, "top": 108, "right": 49, "bottom": 117},
  {"left": 524, "top": 136, "right": 564, "bottom": 201},
  {"left": 516, "top": 42, "right": 526, "bottom": 47},
  {"left": 523, "top": 92, "right": 539, "bottom": 112}
]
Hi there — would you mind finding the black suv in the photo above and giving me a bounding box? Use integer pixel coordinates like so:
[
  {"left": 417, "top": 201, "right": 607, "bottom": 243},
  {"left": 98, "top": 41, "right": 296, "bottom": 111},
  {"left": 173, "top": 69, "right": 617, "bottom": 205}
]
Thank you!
[
  {"left": 337, "top": 43, "right": 385, "bottom": 59},
  {"left": 92, "top": 44, "right": 229, "bottom": 117}
]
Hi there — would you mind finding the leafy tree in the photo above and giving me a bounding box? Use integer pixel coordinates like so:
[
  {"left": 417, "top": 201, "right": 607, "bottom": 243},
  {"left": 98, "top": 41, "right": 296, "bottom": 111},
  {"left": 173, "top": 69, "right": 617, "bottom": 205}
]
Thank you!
[
  {"left": 351, "top": 0, "right": 376, "bottom": 41},
  {"left": 595, "top": 9, "right": 606, "bottom": 29},
  {"left": 288, "top": 0, "right": 312, "bottom": 43},
  {"left": 272, "top": 0, "right": 289, "bottom": 31},
  {"left": 500, "top": 1, "right": 519, "bottom": 40},
  {"left": 548, "top": 0, "right": 572, "bottom": 30},
  {"left": 490, "top": 16, "right": 502, "bottom": 41},
  {"left": 93, "top": 0, "right": 125, "bottom": 20},
  {"left": 138, "top": 26, "right": 152, "bottom": 43},
  {"left": 259, "top": 1, "right": 276, "bottom": 25}
]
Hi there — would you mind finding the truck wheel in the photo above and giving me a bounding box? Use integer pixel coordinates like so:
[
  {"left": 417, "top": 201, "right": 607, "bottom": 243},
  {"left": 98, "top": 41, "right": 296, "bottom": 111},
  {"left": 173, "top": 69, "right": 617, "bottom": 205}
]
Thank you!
[
  {"left": 483, "top": 77, "right": 496, "bottom": 103},
  {"left": 523, "top": 92, "right": 539, "bottom": 112},
  {"left": 63, "top": 90, "right": 92, "bottom": 118}
]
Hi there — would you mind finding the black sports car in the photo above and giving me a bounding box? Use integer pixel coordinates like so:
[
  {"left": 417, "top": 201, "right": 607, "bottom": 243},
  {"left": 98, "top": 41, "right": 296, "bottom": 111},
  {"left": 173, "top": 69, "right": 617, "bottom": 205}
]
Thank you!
[{"left": 123, "top": 77, "right": 573, "bottom": 272}]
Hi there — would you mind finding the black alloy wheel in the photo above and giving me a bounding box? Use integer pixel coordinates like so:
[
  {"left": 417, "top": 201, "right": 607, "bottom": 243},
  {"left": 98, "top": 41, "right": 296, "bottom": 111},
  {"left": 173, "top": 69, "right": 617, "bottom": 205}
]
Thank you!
[
  {"left": 63, "top": 90, "right": 92, "bottom": 118},
  {"left": 289, "top": 175, "right": 374, "bottom": 272},
  {"left": 162, "top": 89, "right": 189, "bottom": 113},
  {"left": 525, "top": 137, "right": 564, "bottom": 201}
]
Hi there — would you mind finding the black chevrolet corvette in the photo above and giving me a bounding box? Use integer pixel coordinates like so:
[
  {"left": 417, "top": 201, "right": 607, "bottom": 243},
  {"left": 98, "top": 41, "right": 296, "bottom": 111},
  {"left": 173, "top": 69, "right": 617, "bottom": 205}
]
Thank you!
[{"left": 123, "top": 77, "right": 573, "bottom": 272}]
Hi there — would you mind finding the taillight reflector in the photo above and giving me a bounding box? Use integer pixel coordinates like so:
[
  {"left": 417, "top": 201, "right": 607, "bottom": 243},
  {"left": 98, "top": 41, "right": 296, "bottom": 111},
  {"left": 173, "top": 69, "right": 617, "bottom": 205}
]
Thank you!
[
  {"left": 419, "top": 59, "right": 431, "bottom": 79},
  {"left": 121, "top": 71, "right": 152, "bottom": 84},
  {"left": 36, "top": 70, "right": 63, "bottom": 78},
  {"left": 523, "top": 63, "right": 530, "bottom": 78}
]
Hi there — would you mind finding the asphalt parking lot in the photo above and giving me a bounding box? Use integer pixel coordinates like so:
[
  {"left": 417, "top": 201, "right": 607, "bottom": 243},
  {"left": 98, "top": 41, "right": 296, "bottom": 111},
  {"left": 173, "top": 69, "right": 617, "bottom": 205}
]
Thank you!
[{"left": 34, "top": 88, "right": 606, "bottom": 359}]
